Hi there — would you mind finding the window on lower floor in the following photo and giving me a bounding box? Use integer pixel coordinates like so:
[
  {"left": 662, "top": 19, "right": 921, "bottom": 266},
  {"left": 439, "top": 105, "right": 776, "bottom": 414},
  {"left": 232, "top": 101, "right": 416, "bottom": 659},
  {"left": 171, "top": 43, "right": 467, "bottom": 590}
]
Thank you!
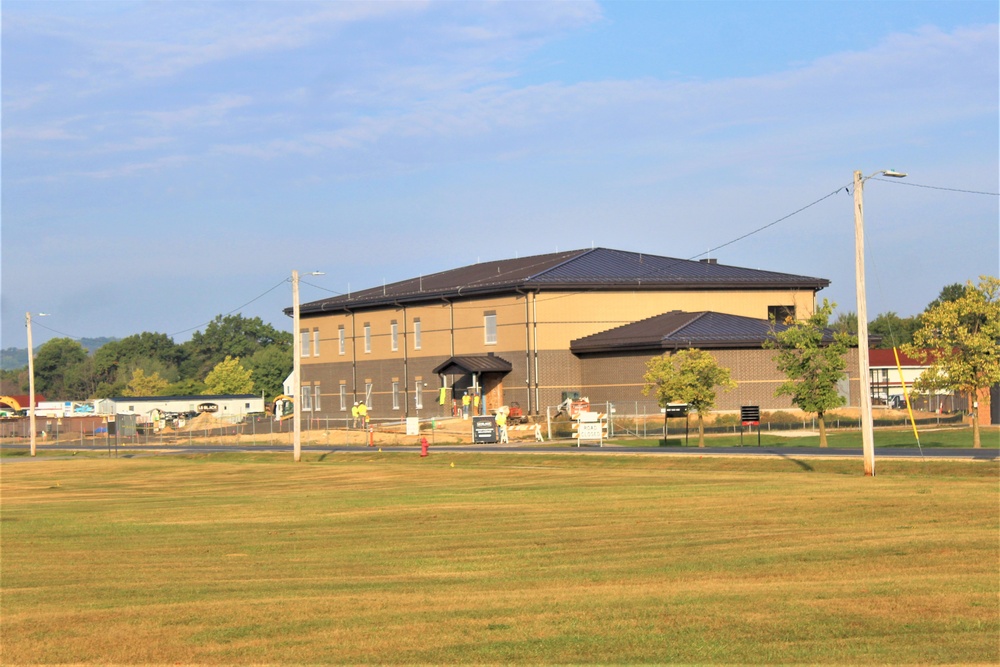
[
  {"left": 392, "top": 382, "right": 400, "bottom": 410},
  {"left": 339, "top": 385, "right": 347, "bottom": 411},
  {"left": 414, "top": 381, "right": 423, "bottom": 410}
]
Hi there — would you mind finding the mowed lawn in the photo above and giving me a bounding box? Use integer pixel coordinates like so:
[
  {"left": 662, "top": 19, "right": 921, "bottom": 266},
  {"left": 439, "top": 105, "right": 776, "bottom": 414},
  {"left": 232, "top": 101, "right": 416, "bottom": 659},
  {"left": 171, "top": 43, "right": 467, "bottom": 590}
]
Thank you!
[{"left": 2, "top": 453, "right": 997, "bottom": 665}]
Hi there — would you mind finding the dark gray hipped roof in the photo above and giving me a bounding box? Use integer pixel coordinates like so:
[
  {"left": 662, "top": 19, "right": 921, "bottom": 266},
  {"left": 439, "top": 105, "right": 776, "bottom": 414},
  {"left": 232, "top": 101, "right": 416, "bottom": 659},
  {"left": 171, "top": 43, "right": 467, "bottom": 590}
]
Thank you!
[
  {"left": 290, "top": 248, "right": 829, "bottom": 316},
  {"left": 432, "top": 355, "right": 513, "bottom": 376},
  {"left": 571, "top": 311, "right": 805, "bottom": 353}
]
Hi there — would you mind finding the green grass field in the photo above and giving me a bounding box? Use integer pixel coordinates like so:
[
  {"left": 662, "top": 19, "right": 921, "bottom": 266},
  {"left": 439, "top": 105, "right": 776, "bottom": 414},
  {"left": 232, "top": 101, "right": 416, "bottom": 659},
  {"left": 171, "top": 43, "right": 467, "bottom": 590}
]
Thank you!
[{"left": 2, "top": 452, "right": 997, "bottom": 664}]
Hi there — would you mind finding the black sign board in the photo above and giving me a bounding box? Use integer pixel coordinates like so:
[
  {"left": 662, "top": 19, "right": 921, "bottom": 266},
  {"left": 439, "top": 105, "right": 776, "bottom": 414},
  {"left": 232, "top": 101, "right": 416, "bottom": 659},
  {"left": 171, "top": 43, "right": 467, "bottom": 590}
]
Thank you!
[
  {"left": 472, "top": 416, "right": 497, "bottom": 444},
  {"left": 740, "top": 406, "right": 761, "bottom": 447},
  {"left": 740, "top": 405, "right": 761, "bottom": 425},
  {"left": 665, "top": 404, "right": 689, "bottom": 418}
]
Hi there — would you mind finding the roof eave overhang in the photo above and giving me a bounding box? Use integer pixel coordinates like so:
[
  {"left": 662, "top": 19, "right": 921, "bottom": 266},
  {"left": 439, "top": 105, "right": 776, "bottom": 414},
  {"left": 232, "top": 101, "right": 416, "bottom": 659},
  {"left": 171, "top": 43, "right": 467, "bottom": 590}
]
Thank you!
[
  {"left": 571, "top": 338, "right": 774, "bottom": 355},
  {"left": 290, "top": 278, "right": 830, "bottom": 317}
]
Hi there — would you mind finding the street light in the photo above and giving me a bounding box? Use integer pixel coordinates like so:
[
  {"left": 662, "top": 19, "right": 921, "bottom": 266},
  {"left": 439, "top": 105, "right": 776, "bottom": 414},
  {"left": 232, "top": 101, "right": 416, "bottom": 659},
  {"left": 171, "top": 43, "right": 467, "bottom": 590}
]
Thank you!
[
  {"left": 292, "top": 270, "right": 324, "bottom": 462},
  {"left": 25, "top": 312, "right": 49, "bottom": 457},
  {"left": 853, "top": 169, "right": 906, "bottom": 477}
]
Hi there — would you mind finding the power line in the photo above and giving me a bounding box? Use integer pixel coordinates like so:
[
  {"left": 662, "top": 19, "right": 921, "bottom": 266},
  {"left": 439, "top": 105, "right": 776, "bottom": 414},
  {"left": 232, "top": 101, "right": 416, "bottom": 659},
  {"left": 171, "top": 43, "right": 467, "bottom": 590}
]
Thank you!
[
  {"left": 168, "top": 278, "right": 290, "bottom": 338},
  {"left": 29, "top": 321, "right": 84, "bottom": 341},
  {"left": 688, "top": 184, "right": 850, "bottom": 261},
  {"left": 870, "top": 177, "right": 999, "bottom": 196}
]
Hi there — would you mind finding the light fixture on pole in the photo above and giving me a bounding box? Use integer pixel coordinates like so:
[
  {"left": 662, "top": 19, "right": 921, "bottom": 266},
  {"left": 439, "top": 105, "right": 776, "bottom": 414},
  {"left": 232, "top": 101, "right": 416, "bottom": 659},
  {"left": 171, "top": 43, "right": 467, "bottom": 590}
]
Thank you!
[
  {"left": 853, "top": 169, "right": 906, "bottom": 477},
  {"left": 292, "top": 270, "right": 324, "bottom": 462},
  {"left": 25, "top": 312, "right": 50, "bottom": 457}
]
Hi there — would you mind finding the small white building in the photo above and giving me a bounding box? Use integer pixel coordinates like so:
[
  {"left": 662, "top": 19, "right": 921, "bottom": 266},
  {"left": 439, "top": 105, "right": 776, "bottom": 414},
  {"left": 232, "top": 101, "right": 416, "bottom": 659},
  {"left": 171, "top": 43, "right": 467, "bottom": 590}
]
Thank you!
[
  {"left": 94, "top": 394, "right": 265, "bottom": 420},
  {"left": 868, "top": 349, "right": 956, "bottom": 412}
]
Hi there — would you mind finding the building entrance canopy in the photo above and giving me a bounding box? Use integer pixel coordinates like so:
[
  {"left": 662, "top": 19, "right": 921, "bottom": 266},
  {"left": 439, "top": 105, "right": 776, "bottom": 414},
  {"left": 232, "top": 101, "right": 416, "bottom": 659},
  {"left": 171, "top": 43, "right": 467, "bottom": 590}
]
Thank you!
[{"left": 432, "top": 354, "right": 512, "bottom": 376}]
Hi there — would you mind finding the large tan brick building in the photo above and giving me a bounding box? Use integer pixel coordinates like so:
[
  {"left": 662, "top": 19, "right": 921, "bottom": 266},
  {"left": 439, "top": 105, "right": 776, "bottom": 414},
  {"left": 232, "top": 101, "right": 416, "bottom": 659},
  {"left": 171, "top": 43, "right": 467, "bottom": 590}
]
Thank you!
[{"left": 289, "top": 247, "right": 856, "bottom": 419}]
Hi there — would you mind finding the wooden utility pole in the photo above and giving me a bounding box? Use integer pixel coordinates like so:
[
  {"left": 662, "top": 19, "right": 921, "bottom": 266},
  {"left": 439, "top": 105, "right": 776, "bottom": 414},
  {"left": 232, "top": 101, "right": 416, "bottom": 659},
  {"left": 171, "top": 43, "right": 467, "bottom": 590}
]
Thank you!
[
  {"left": 292, "top": 270, "right": 302, "bottom": 462},
  {"left": 26, "top": 312, "right": 37, "bottom": 457},
  {"left": 853, "top": 171, "right": 876, "bottom": 476}
]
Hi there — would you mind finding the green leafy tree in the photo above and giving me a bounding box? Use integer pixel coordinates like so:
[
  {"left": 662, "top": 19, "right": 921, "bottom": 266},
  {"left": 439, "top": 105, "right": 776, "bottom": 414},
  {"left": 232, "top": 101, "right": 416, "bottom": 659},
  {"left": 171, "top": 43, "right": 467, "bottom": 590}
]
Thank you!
[
  {"left": 94, "top": 380, "right": 127, "bottom": 399},
  {"left": 63, "top": 357, "right": 99, "bottom": 400},
  {"left": 183, "top": 315, "right": 292, "bottom": 379},
  {"left": 764, "top": 300, "right": 855, "bottom": 448},
  {"left": 163, "top": 378, "right": 208, "bottom": 396},
  {"left": 33, "top": 338, "right": 89, "bottom": 400},
  {"left": 642, "top": 348, "right": 736, "bottom": 447},
  {"left": 869, "top": 311, "right": 921, "bottom": 349},
  {"left": 245, "top": 345, "right": 292, "bottom": 402},
  {"left": 903, "top": 276, "right": 1000, "bottom": 448},
  {"left": 831, "top": 311, "right": 858, "bottom": 336},
  {"left": 124, "top": 368, "right": 170, "bottom": 397},
  {"left": 203, "top": 356, "right": 254, "bottom": 395},
  {"left": 925, "top": 283, "right": 968, "bottom": 312},
  {"left": 0, "top": 368, "right": 27, "bottom": 395},
  {"left": 93, "top": 333, "right": 185, "bottom": 388}
]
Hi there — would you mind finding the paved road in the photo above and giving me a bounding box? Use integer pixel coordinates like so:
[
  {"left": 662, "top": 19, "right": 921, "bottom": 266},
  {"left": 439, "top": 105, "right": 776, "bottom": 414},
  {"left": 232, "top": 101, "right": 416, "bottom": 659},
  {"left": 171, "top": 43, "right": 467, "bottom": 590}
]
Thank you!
[{"left": 3, "top": 442, "right": 996, "bottom": 461}]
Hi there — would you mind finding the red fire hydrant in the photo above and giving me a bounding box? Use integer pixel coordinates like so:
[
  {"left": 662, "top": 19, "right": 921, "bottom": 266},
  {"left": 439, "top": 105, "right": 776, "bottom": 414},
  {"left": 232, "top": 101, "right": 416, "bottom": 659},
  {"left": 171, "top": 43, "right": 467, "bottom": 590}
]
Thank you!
[{"left": 420, "top": 437, "right": 429, "bottom": 457}]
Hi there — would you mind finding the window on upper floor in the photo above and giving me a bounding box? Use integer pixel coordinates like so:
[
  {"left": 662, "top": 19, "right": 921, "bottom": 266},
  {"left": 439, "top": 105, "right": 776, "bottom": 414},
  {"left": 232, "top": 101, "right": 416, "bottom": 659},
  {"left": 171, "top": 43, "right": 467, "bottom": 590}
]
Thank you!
[
  {"left": 391, "top": 320, "right": 399, "bottom": 352},
  {"left": 413, "top": 318, "right": 422, "bottom": 350},
  {"left": 484, "top": 312, "right": 497, "bottom": 345},
  {"left": 364, "top": 324, "right": 371, "bottom": 353},
  {"left": 768, "top": 305, "right": 796, "bottom": 324}
]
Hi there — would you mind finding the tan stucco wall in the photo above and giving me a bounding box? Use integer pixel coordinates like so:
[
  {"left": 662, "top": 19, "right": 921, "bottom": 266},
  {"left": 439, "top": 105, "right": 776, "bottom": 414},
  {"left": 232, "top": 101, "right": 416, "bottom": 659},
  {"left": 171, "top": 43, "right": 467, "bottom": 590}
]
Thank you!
[{"left": 298, "top": 287, "right": 825, "bottom": 417}]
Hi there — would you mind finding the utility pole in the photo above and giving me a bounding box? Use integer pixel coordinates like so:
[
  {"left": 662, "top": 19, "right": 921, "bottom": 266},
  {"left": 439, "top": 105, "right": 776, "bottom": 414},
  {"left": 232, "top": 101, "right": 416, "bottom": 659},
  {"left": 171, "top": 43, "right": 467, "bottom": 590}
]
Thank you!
[
  {"left": 26, "top": 312, "right": 37, "bottom": 457},
  {"left": 291, "top": 270, "right": 324, "bottom": 462},
  {"left": 853, "top": 171, "right": 876, "bottom": 477},
  {"left": 853, "top": 169, "right": 907, "bottom": 477},
  {"left": 292, "top": 271, "right": 302, "bottom": 462}
]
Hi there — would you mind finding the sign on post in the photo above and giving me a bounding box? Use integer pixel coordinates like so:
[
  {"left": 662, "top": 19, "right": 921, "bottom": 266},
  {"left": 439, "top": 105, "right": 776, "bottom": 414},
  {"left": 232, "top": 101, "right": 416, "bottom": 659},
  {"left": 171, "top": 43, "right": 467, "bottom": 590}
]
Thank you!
[
  {"left": 472, "top": 416, "right": 497, "bottom": 444},
  {"left": 740, "top": 405, "right": 761, "bottom": 447},
  {"left": 573, "top": 411, "right": 608, "bottom": 447}
]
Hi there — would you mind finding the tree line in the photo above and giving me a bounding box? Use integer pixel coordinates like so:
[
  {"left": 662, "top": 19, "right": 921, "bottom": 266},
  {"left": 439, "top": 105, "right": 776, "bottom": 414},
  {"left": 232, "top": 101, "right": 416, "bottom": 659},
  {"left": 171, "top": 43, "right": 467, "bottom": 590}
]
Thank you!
[
  {"left": 0, "top": 314, "right": 292, "bottom": 403},
  {"left": 828, "top": 282, "right": 970, "bottom": 347}
]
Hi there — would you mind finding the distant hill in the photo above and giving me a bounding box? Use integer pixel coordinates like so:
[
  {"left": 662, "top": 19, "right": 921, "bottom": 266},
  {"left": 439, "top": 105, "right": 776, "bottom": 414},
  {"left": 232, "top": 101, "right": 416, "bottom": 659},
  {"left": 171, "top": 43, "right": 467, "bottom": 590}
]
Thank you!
[{"left": 0, "top": 337, "right": 118, "bottom": 370}]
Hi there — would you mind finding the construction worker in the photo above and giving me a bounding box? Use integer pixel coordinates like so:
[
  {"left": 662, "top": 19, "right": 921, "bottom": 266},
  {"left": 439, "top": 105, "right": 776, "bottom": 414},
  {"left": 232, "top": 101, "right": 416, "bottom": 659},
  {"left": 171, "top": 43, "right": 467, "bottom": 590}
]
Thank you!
[
  {"left": 357, "top": 401, "right": 368, "bottom": 426},
  {"left": 351, "top": 402, "right": 359, "bottom": 428},
  {"left": 496, "top": 409, "right": 508, "bottom": 444},
  {"left": 462, "top": 393, "right": 471, "bottom": 419}
]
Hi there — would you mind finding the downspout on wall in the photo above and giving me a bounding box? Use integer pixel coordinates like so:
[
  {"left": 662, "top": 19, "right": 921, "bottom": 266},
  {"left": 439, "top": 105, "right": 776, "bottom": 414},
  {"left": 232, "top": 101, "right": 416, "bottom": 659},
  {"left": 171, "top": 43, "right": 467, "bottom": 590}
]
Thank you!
[
  {"left": 349, "top": 309, "right": 357, "bottom": 403},
  {"left": 397, "top": 302, "right": 408, "bottom": 417},
  {"left": 532, "top": 291, "right": 540, "bottom": 414},
  {"left": 516, "top": 288, "right": 532, "bottom": 415}
]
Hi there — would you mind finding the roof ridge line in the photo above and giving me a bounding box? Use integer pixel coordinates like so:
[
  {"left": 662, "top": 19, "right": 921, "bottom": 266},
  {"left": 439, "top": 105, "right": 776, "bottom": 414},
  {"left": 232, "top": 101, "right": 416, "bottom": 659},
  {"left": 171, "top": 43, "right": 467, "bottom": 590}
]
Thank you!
[
  {"left": 526, "top": 247, "right": 595, "bottom": 281},
  {"left": 662, "top": 311, "right": 707, "bottom": 339}
]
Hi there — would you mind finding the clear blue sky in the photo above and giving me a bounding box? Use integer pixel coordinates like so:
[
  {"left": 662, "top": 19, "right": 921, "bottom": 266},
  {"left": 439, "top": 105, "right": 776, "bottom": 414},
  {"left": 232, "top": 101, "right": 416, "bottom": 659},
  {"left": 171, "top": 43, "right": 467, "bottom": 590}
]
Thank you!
[{"left": 3, "top": 1, "right": 997, "bottom": 349}]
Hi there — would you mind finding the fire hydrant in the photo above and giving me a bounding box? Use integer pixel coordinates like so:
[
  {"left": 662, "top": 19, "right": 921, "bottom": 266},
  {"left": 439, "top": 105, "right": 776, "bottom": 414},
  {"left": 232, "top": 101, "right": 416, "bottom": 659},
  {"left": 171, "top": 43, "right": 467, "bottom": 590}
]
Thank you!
[{"left": 420, "top": 437, "right": 429, "bottom": 457}]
